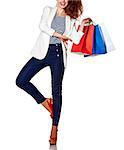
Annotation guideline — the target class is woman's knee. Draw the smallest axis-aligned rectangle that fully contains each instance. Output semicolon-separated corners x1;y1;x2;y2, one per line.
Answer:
15;58;34;88
15;75;25;88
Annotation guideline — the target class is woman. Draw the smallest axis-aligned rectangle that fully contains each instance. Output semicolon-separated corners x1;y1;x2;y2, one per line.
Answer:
15;0;91;145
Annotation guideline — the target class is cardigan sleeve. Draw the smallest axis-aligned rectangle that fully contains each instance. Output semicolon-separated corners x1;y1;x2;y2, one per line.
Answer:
39;6;55;36
66;18;84;45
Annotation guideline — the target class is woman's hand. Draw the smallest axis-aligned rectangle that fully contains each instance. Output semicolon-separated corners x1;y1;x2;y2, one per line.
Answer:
53;32;71;41
79;18;93;31
59;35;72;42
81;18;93;26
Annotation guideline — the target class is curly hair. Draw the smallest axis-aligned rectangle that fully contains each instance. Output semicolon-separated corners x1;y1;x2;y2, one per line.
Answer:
64;0;83;20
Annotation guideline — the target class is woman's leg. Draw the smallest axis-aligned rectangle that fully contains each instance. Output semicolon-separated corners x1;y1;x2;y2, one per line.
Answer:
50;62;65;126
15;57;48;104
49;62;64;143
48;44;65;126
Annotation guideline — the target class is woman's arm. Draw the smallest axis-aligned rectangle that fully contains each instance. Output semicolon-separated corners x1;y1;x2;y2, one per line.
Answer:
39;6;56;36
63;18;92;45
39;6;69;39
68;25;84;44
65;19;84;45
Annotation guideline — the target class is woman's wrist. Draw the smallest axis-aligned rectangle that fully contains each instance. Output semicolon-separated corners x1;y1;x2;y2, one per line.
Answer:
79;23;85;31
53;31;71;41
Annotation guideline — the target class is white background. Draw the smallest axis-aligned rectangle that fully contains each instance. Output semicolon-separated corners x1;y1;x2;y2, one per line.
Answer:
0;0;124;150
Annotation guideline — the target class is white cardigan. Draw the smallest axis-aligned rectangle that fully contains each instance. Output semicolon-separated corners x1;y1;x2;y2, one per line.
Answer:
30;5;84;68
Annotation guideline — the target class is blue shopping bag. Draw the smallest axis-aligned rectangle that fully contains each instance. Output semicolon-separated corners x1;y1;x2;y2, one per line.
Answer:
84;24;107;57
93;24;107;54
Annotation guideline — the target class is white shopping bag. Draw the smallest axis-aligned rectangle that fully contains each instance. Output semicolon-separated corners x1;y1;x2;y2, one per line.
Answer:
98;22;116;52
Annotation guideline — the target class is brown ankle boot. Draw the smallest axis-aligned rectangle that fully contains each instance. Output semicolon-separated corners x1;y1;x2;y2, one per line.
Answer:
49;127;58;145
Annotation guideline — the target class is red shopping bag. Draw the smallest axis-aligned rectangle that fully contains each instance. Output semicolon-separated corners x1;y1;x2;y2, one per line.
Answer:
71;24;88;52
81;25;94;55
71;24;94;55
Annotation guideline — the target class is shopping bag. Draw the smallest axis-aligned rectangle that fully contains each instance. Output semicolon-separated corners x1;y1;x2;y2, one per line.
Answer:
84;24;107;57
71;24;88;53
99;22;115;52
71;25;94;55
81;25;94;55
84;23;115;57
92;24;107;54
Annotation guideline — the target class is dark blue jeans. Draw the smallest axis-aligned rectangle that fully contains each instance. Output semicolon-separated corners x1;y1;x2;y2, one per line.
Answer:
16;43;65;126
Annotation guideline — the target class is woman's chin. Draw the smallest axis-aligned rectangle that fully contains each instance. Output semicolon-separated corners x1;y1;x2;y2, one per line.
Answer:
59;3;67;9
60;6;66;9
